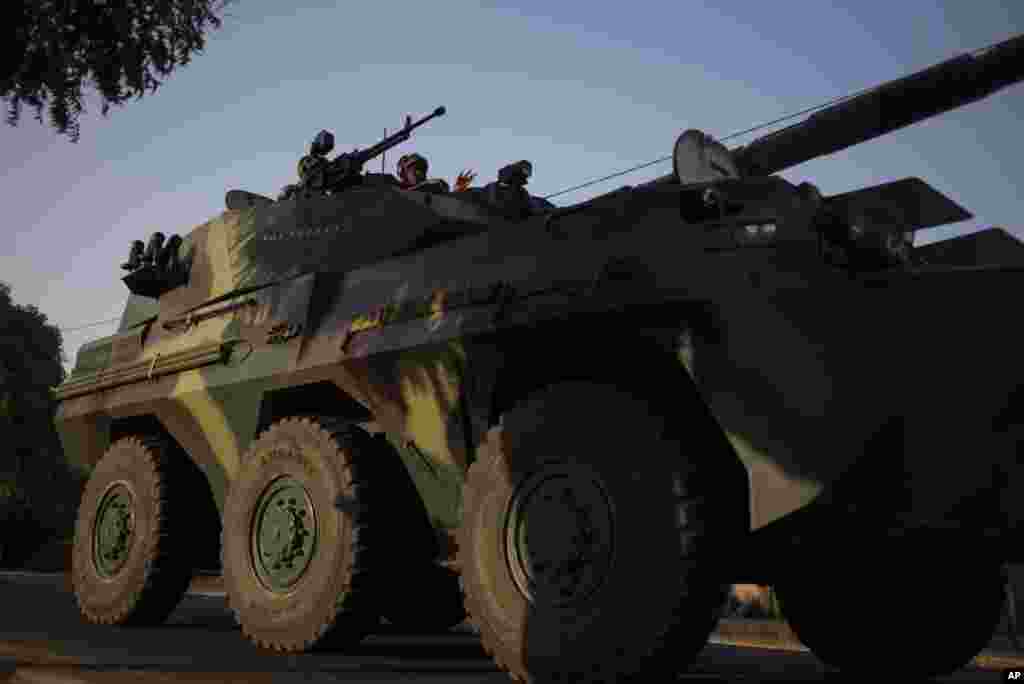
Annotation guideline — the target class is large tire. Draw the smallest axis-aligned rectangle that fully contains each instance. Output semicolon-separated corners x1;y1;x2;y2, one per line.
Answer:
457;382;745;682
71;435;194;625
221;417;381;652
775;547;1005;678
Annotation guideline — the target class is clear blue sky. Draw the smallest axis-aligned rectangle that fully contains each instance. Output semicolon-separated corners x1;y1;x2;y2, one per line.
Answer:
2;0;1022;373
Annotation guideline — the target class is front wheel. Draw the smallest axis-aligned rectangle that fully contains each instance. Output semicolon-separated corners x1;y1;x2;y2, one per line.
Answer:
775;545;1005;678
457;382;747;682
71;435;195;626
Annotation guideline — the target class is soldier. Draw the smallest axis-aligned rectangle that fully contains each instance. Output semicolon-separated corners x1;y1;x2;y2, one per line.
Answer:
278;130;335;200
483;160;537;219
297;130;334;188
397;153;450;194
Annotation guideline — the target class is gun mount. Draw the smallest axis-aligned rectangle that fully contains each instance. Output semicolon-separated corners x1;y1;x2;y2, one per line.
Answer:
295;106;446;197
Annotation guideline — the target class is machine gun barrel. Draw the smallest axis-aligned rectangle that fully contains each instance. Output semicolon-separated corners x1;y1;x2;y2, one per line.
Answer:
733;33;1024;177
348;106;446;170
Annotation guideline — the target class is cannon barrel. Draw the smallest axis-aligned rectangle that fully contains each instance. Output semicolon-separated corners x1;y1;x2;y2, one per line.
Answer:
733;33;1024;176
641;34;1024;187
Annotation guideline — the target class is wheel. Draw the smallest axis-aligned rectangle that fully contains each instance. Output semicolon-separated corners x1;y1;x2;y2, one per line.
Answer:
380;564;467;632
775;545;1005;678
71;435;195;625
221;417;381;652
457;382;745;682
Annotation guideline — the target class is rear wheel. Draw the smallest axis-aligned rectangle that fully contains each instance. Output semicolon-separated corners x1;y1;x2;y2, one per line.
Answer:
775;542;1005;678
221;417;381;652
458;382;746;682
72;435;195;625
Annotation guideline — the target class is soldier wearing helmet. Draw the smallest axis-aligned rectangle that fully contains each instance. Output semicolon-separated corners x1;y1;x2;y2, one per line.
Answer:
482;159;550;219
278;130;335;200
298;130;334;188
397;153;450;194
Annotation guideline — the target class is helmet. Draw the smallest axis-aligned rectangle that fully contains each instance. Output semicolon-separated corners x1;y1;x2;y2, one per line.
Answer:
310;130;335;157
498;159;532;186
397;153;428;176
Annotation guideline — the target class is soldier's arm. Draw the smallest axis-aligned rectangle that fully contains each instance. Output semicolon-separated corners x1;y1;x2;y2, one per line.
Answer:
454;170;476;192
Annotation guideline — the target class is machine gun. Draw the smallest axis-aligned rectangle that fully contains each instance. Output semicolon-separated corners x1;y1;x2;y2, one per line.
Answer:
301;106;447;196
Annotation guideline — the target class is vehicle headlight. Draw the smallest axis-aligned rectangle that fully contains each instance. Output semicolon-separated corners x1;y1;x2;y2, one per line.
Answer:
737;223;777;243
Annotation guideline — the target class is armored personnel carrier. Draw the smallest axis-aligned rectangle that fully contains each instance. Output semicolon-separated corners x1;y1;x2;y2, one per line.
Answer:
54;34;1024;681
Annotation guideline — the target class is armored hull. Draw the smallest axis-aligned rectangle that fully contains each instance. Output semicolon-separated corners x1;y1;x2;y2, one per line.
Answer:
60;180;1023;527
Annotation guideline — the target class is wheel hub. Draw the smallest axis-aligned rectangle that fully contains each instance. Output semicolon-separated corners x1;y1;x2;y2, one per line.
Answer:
250;476;318;593
505;464;615;607
92;482;135;578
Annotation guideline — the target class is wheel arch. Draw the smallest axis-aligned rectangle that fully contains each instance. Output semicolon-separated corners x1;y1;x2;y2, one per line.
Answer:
486;307;727;441
488;333;687;429
256;380;373;437
484;307;750;533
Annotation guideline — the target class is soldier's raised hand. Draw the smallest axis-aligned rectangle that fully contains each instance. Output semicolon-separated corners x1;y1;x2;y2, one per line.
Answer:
454;170;476;192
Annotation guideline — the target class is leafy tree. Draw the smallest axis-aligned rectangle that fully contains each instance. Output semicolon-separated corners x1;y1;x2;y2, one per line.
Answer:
0;281;65;436
0;281;75;551
2;0;234;142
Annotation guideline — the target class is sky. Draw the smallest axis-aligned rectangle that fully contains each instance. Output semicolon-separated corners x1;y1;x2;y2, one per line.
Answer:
2;0;1022;374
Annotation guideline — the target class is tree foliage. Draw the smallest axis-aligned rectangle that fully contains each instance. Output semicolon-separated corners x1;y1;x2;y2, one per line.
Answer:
0;281;82;548
0;281;66;481
2;0;233;142
0;281;65;413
